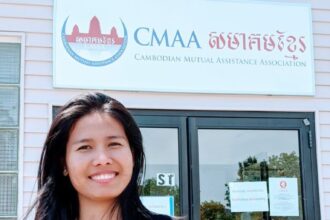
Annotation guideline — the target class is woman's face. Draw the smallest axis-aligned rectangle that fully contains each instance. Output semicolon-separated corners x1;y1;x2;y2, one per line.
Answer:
65;111;133;204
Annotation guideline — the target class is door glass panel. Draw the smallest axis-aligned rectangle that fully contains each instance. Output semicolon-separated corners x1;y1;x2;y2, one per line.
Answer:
198;129;302;220
140;128;180;216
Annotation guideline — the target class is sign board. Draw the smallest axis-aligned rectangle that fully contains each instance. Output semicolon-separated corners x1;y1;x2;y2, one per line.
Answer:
269;177;299;216
54;0;314;95
229;181;269;212
157;173;175;186
140;196;174;216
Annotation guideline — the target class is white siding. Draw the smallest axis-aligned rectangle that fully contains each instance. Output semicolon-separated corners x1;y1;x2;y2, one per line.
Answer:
0;17;52;33
322;165;330;178
26;33;52;48
24;147;42;162
24;133;46;147
23;162;39;178
0;3;52;19
324;178;330;191
23;177;37;192
321;138;330;151
25;61;52;76
317;74;330;86
313;6;330;216
23;192;37;208
0;0;329;219
0;0;51;6
24;103;49;118
323;152;330;164
316;60;330;72
25;75;52;90
24;118;49;133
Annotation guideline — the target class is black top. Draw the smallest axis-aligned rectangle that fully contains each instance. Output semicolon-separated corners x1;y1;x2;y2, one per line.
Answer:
150;213;172;220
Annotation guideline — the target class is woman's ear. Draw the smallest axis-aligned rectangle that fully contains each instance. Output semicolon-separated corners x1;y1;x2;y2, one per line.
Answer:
63;167;68;176
61;157;68;176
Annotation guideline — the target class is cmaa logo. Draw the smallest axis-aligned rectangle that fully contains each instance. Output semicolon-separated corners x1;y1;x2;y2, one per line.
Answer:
61;16;128;66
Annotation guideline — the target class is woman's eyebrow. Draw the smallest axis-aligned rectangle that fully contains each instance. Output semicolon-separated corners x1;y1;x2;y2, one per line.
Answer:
71;138;92;145
72;136;126;145
106;135;127;140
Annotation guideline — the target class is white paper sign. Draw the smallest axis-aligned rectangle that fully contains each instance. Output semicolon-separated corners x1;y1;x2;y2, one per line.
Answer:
53;0;314;95
229;181;269;212
269;177;299;216
140;196;174;216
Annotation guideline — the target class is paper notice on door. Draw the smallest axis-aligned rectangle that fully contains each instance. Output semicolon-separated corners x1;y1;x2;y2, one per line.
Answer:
269;177;299;216
140;196;174;216
229;181;269;212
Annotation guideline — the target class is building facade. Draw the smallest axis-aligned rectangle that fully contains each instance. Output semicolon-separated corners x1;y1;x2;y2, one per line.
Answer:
0;0;329;219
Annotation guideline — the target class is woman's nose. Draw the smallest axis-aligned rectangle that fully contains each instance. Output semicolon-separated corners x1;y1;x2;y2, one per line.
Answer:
92;148;113;166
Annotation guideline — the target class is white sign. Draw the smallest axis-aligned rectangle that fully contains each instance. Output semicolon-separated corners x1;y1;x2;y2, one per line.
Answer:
157;173;175;186
269;177;299;216
140;196;174;216
53;0;314;95
229;181;269;212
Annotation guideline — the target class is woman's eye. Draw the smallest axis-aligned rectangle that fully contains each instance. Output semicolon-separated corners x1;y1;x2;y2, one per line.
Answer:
108;142;122;148
77;145;91;151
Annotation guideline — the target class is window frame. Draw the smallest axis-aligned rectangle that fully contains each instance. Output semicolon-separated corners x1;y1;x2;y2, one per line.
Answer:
0;32;25;219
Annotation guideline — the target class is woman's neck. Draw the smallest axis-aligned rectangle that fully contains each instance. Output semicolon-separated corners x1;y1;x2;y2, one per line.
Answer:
78;197;121;220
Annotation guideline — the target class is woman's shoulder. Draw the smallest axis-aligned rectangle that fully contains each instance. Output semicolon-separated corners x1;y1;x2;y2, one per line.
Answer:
149;213;173;220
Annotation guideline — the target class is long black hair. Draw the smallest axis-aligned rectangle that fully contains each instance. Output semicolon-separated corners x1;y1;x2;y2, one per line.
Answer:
26;92;152;220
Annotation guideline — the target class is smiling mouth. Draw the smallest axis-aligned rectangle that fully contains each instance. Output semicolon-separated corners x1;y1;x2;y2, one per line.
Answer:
89;173;117;182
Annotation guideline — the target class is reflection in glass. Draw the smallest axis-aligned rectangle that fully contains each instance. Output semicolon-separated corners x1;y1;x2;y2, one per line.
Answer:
140;128;180;216
198;129;302;220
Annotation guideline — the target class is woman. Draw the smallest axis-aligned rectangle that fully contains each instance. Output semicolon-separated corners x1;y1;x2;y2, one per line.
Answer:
26;92;172;220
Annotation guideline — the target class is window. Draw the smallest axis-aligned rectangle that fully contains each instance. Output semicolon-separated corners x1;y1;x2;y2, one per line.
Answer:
0;42;21;219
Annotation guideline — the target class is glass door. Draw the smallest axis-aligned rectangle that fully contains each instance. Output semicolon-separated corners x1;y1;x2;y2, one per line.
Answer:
133;115;189;217
131;111;320;220
189;117;319;220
